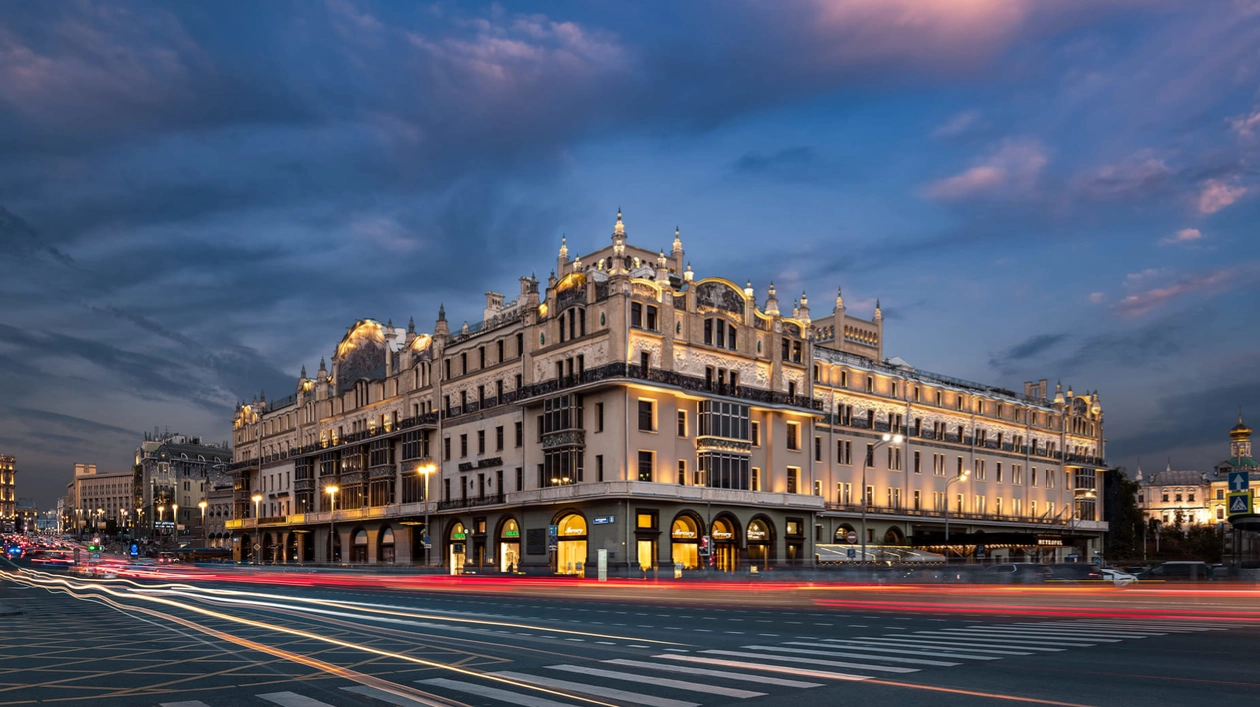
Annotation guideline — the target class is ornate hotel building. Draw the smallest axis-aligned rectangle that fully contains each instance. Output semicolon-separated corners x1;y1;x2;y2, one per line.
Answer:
227;212;1108;572
1;454;15;533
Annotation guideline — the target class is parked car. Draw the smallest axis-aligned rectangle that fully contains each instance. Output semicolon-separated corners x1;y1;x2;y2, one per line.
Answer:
979;563;1052;583
1135;561;1213;581
1045;563;1104;582
1101;568;1138;586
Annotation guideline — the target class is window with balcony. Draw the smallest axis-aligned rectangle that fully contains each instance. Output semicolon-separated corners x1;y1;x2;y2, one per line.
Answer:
698;401;750;440
543;394;584;434
701;453;751;490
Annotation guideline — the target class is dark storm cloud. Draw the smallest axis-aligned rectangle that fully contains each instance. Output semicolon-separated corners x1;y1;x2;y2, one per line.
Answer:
1108;372;1260;463
988;332;1070;372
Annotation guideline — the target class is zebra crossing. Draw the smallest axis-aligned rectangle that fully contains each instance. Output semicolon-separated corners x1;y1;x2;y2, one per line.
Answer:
155;619;1232;707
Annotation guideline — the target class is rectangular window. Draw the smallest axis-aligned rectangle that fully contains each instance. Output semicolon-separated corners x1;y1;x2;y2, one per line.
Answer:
975;459;986;481
751;467;760;492
913;450;921;474
637;511;658;529
637;451;654;482
631;302;643;328
638;400;655;431
596;455;604;482
913;489;922;510
786;422;800;450
477;430;485;455
1047;470;1055;489
677;459;686;485
677;411;687;437
786;467;799;494
814;436;822;462
460;434;468;457
840;370;849;388
751;420;761;446
514;421;523;447
496;426;504;451
516;467;522;491
443;437;451;461
646;305;658;331
838;440;852;465
1031;467;1038;487
814;479;823;496
957;456;964;476
866;443;875;467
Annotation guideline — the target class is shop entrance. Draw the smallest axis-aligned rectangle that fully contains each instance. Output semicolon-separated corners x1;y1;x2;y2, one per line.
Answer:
711;517;738;573
555;514;587;575
449;521;467;575
746;519;772;570
670;516;700;569
499;518;521;572
637;539;657;570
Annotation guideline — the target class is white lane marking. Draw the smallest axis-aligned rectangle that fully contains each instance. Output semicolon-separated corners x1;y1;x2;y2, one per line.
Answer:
605;659;823;688
810;640;1002;661
765;644;961;666
258;692;339;707
341;685;436;706
700;649;917;674
840;637;1051;654
547;664;766;698
999;624;1165;637
1041;621;1219;632
494;671;699;707
927;629;1105;645
160;702;213;707
417;678;576;707
654;654;870;682
628;644;651;648
962;626;1149;638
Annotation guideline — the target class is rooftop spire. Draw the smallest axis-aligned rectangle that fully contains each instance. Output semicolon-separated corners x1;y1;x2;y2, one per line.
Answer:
613;208;625;240
408;316;415;334
438;303;446;321
300;365;307;378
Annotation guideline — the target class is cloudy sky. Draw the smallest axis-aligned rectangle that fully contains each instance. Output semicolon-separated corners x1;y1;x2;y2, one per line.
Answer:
3;1;1260;507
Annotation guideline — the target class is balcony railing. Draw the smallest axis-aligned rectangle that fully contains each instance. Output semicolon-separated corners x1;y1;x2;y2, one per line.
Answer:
437;493;506;511
824;502;1072;525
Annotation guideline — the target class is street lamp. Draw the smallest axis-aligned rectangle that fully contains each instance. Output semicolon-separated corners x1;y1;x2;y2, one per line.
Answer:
250;494;262;564
199;501;208;547
416;460;436;567
943;469;972;554
861;433;903;563
172;503;179;539
324;485;339;563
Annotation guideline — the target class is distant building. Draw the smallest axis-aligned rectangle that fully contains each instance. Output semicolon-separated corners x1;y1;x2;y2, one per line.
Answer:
204;482;234;548
15;499;38;533
0;454;14;532
1137;414;1258;526
67;464;134;534
132;430;232;540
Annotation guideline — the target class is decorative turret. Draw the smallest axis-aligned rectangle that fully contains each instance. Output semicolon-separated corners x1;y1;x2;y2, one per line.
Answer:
766;281;780;315
434;303;450;341
612;209;626;246
874;299;883;322
1053;381;1065;404
672;226;684;266
300;364;307;379
318;357;327;377
834;286;844;313
1066;384;1074;399
744;280;754;299
684;263;693;282
1231;411;1253;461
656;250;669;280
798;291;811;325
557;234;568;274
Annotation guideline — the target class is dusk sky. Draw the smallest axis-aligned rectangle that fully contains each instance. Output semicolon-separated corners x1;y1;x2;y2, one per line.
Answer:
3;1;1260;508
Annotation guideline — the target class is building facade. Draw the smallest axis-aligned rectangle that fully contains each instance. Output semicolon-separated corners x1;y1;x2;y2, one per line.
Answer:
66;463;135;535
1138;416;1259;526
227;212;1108;571
0;454;14;533
132;431;232;540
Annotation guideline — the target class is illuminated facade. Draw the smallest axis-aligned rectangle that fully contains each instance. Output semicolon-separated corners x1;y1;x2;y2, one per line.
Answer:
228;212;1108;571
66;464;134;534
1;454;14;532
1137;415;1258;526
132;431;231;539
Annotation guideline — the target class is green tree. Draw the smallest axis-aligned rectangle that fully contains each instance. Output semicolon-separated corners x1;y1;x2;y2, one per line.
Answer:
1104;473;1147;562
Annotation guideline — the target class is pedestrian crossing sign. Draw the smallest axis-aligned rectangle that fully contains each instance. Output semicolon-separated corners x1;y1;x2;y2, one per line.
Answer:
1228;491;1251;516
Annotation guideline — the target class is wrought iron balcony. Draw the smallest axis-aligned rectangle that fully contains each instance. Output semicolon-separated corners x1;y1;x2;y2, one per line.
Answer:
437;493;506;511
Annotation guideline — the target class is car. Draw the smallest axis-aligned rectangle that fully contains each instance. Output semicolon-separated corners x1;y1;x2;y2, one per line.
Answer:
1045;562;1104;582
979;563;1052;584
1135;561;1214;581
1101;568;1138;586
157;552;180;564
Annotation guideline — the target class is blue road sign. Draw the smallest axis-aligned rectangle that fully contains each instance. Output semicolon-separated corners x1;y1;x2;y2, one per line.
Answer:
592;516;615;525
129;543;139;557
846;548;856;559
548;524;558;538
1229;492;1251;516
1229;471;1250;492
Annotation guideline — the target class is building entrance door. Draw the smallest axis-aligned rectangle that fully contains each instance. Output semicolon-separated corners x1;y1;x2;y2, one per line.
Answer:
711;517;737;573
555;514;587;575
499;518;520;572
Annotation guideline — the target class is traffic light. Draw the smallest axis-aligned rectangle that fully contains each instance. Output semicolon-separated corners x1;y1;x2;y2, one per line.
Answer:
699;535;711;556
86;542;100;553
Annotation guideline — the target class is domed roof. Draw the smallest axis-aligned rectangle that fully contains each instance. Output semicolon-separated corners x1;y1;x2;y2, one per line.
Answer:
1232;412;1252;438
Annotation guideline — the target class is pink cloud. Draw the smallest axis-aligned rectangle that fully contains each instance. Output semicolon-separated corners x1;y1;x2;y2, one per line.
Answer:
925;139;1047;200
1198;179;1247;213
1159;228;1204;246
1113;265;1256;318
1229;108;1260;141
1088;292;1106;304
931;111;981;138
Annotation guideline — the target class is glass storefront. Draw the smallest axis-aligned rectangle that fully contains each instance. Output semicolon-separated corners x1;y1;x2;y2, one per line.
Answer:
499;518;520;572
351;528;368;563
671;516;700;569
449;521;467;574
711;517;737;573
379;526;395;564
556;514;587;575
746;519;771;570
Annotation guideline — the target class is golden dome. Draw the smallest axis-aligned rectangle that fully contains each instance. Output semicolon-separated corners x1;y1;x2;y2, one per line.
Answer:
1231;413;1252;438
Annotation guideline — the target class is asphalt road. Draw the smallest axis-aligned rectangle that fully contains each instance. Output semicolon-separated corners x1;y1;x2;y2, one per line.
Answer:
2;564;1258;707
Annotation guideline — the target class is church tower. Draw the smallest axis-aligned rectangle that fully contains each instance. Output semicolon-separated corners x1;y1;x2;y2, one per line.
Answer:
1230;412;1253;462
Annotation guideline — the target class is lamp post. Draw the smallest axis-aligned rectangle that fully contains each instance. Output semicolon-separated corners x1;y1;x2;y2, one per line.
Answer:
416;460;436;567
943;469;971;555
250;494;262;564
324;485;339;563
172;503;179;540
861;433;903;563
199;501;208;547
157;504;165;540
